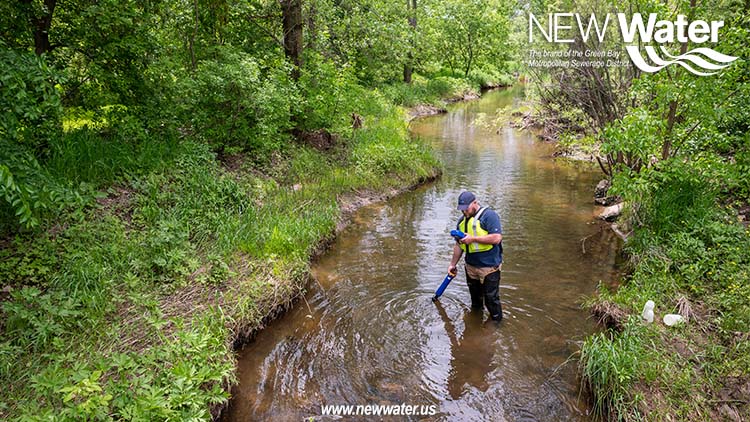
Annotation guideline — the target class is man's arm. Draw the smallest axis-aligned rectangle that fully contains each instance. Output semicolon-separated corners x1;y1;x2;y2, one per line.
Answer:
459;232;502;245
447;243;463;274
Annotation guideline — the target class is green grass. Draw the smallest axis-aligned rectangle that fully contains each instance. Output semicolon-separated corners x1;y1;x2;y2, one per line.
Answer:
0;86;442;419
380;73;483;108
580;160;750;421
580;318;649;419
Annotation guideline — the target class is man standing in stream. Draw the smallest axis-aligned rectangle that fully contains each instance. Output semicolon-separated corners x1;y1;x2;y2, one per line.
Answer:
447;191;504;322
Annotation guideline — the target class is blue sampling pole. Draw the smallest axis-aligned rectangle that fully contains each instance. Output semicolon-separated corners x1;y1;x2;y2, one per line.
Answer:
431;230;466;302
431;272;456;302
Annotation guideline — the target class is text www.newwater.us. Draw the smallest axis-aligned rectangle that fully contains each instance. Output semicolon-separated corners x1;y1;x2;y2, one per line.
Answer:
320;403;438;417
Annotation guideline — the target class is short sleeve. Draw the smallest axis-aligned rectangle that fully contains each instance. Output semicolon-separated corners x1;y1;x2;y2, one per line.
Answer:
480;210;502;234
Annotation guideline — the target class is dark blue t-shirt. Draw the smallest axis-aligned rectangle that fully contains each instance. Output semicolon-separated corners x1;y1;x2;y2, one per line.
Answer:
456;208;503;267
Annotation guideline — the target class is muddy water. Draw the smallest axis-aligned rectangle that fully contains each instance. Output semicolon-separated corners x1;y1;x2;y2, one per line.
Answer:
224;87;620;421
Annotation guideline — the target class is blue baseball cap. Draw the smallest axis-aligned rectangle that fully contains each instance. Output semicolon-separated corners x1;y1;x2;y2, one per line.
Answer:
457;191;476;210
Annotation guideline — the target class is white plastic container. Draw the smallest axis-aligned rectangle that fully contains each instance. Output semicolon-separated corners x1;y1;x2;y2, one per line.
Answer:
663;314;683;326
641;300;655;323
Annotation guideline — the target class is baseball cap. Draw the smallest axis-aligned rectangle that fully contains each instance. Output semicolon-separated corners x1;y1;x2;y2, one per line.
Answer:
457;191;476;210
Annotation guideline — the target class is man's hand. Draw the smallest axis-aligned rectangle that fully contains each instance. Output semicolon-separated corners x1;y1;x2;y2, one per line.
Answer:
459;235;477;245
447;264;457;276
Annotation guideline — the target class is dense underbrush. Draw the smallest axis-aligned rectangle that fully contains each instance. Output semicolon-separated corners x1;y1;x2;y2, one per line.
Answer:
0;75;448;419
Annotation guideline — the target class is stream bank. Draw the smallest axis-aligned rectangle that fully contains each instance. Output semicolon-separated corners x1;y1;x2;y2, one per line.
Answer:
0;86;442;421
514;79;750;422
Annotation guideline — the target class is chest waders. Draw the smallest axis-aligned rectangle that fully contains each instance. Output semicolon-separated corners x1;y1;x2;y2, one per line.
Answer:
460;207;503;321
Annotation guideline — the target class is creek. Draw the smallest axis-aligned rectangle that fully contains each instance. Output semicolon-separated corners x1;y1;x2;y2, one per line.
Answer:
223;87;621;421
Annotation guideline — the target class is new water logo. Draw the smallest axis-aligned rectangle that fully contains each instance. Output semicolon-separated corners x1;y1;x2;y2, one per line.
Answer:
529;13;738;75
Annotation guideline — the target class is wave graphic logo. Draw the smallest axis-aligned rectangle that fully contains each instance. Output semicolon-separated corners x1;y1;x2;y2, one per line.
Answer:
626;45;738;75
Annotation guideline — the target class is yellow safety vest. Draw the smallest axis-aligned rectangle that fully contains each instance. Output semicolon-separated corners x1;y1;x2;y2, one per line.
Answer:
459;207;493;253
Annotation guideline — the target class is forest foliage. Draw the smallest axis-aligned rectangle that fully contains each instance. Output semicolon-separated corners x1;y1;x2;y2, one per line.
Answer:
0;0;516;233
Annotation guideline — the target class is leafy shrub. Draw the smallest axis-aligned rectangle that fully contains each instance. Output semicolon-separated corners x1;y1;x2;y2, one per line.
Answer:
0;45;66;229
602;108;664;170
722;141;750;200
297;55;386;133
610;156;719;240
0;45;62;151
177;47;296;156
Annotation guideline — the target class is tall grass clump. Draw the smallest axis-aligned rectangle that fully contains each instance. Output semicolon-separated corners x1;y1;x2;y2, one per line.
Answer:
351;104;440;184
380;74;481;107
48;112;181;187
580;318;649;419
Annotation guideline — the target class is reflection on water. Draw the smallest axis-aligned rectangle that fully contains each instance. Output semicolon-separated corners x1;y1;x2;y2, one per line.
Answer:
434;302;495;401
224;87;621;421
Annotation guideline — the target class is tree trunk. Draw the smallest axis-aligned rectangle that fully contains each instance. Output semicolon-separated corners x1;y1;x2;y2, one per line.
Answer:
663;0;696;160
403;0;417;83
27;0;56;55
189;0;199;72
403;64;413;84
306;2;316;50
464;35;473;77
280;0;303;81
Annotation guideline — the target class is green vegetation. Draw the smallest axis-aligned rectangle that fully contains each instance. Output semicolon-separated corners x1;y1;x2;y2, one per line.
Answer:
523;0;750;418
0;0;516;419
381;72;514;108
2;0;745;417
581;197;750;419
0;97;440;419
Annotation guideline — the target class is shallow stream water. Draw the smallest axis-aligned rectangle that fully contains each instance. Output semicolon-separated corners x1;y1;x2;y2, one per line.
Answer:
224;87;620;421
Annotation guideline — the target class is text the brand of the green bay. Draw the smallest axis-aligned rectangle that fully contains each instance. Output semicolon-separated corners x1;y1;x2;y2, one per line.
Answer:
528;13;725;44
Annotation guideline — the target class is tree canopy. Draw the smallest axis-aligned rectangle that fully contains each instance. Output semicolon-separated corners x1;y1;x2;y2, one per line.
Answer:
0;0;516;231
